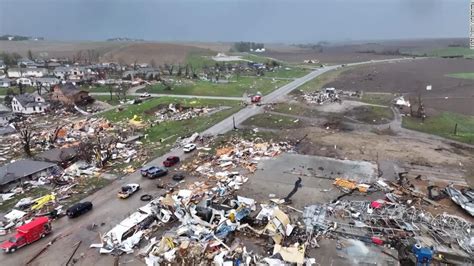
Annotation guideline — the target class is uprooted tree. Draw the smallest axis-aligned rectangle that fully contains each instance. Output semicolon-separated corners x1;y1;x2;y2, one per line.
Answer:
49;125;65;146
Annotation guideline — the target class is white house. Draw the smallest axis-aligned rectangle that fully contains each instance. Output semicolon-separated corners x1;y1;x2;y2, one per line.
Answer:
7;68;22;78
11;93;49;114
33;77;60;87
16;77;33;86
0;78;13;88
24;68;48;78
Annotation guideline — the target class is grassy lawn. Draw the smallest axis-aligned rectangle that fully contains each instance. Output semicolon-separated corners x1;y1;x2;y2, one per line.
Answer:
359;92;394;106
264;67;310;79
82;86;114;93
139;77;289;97
0;86;37;95
0;176;111;213
242;113;304;130
345;106;394;124
445;73;474;80
402;112;474;144
101;97;242;157
185;50;216;70
94;95;134;105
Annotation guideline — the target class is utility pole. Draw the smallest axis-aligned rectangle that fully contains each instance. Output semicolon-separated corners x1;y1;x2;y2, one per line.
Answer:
233;116;237;130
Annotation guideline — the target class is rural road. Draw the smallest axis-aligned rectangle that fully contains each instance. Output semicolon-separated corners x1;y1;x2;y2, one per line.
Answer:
0;57;417;265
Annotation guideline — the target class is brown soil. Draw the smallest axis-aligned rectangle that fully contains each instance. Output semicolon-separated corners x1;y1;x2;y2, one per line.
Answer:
101;42;210;65
322;58;474;115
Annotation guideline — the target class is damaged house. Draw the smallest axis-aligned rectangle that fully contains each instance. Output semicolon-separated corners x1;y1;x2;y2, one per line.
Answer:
51;83;93;106
0;159;57;192
36;147;78;167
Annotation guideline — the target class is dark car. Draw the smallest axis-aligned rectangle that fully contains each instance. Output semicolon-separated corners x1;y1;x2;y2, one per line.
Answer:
66;202;93;218
163;156;180;167
147;167;168;179
141;166;158;177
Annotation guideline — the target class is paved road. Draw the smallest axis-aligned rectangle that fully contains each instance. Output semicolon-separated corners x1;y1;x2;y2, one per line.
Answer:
0;57;416;265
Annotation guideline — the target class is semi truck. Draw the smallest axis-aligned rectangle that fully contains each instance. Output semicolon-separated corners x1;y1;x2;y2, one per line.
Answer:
0;216;52;253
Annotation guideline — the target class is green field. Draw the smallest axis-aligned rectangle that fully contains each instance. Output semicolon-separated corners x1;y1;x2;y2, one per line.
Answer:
402;112;474;144
94;95;134;105
445;73;474;80
264;67;310;79
242;113;304;130
101;97;242;156
139;77;288;97
0;86;37;95
185;50;216;70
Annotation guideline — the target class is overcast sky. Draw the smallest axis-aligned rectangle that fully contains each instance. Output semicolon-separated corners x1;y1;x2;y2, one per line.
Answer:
0;0;469;42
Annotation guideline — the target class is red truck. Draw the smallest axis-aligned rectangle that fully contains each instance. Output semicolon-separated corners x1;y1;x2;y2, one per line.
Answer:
0;217;52;253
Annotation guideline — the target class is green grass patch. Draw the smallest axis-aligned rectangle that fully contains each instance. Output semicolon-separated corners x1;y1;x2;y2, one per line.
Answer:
359;93;394;106
264;67;310;79
0;86;37;95
445;73;474;80
94;95;134;106
242;113;304;130
101;97;243;156
402;112;474;144
140;77;288;97
345;106;393;124
186;50;216;70
82;86;114;93
0;187;50;213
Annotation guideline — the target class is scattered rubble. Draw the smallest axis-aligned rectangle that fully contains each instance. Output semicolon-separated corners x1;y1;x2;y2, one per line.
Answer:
301;88;360;105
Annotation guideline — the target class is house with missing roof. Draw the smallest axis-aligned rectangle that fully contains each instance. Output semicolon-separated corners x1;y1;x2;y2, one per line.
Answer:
11;93;50;114
0;159;57;192
51;83;92;106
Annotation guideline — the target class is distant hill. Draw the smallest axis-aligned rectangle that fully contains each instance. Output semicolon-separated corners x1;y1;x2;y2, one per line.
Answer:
0;34;44;41
106;37;144;42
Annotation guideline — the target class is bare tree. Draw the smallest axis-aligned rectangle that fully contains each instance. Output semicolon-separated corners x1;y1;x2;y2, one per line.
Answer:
150;59;157;68
93;137;118;168
15;122;34;157
164;64;174;76
185;64;190;78
177;64;183;77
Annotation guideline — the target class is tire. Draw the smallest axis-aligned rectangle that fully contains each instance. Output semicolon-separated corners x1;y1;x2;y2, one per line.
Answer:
140;194;152;201
10;247;16;253
41;233;45;238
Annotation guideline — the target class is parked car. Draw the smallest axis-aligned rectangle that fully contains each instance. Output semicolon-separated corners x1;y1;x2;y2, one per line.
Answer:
0;217;52;253
183;143;197;153
66;202;93;218
172;173;185;181
141;166;158;177
117;184;140;199
163;156;180;167
147;167;168;179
